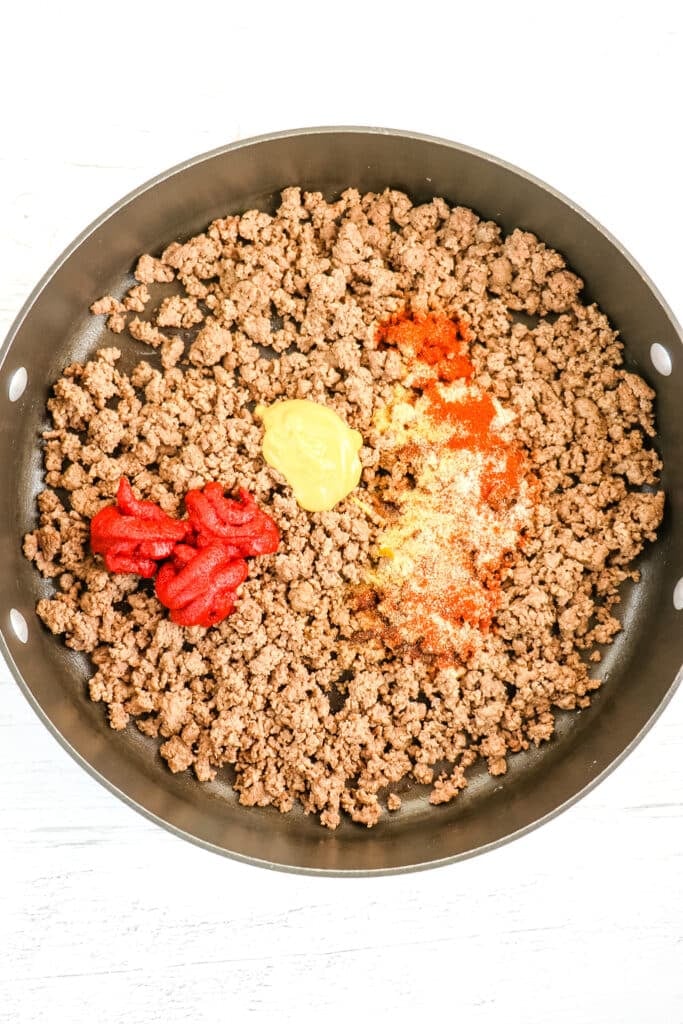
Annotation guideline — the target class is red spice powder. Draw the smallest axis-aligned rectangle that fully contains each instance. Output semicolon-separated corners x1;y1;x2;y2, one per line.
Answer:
481;447;527;508
377;309;475;382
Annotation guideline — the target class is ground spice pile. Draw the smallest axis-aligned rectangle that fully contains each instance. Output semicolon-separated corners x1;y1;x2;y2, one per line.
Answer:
361;311;536;661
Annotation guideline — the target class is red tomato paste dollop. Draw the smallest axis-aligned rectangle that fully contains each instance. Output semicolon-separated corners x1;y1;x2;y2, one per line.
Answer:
90;478;279;627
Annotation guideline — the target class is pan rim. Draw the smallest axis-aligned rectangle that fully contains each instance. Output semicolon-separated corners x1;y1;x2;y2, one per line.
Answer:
3;124;683;370
1;124;682;875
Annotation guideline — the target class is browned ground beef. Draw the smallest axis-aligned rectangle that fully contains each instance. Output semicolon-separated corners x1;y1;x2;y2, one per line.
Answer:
23;187;663;829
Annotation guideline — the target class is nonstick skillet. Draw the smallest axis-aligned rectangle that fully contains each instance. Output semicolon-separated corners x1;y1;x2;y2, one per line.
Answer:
1;127;681;874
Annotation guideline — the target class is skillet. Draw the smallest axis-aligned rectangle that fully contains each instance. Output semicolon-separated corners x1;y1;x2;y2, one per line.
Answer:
1;127;681;874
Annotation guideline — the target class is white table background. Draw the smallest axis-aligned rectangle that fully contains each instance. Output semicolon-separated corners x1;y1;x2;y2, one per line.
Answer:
1;3;682;1021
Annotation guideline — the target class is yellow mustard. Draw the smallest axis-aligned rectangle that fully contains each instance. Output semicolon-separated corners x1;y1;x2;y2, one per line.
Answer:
255;399;363;512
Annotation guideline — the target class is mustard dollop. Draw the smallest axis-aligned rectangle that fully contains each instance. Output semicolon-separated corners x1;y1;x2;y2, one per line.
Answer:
255;399;363;512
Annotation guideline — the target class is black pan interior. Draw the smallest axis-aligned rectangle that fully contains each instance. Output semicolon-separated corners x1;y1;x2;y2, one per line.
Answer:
1;128;681;873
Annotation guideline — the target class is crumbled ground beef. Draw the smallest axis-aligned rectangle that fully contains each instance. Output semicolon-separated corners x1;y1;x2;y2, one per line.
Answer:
24;187;663;829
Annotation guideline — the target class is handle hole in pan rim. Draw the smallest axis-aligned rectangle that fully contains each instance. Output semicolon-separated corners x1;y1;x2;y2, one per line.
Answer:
9;608;29;644
7;366;28;402
649;343;672;376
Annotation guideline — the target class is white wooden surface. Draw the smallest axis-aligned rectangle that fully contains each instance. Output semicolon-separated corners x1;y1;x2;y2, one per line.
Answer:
1;4;682;1021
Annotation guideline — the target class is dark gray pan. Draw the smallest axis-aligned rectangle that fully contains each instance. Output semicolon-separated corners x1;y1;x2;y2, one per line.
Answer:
1;127;681;874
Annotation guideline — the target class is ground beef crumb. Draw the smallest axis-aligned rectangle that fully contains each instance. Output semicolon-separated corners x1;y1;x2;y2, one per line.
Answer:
160;735;194;773
135;254;175;285
24;188;664;831
188;322;232;366
123;284;151;312
155;295;204;329
90;295;128;334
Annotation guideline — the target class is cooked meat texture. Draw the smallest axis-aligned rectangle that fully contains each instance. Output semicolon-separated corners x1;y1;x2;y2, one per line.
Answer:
26;188;663;829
